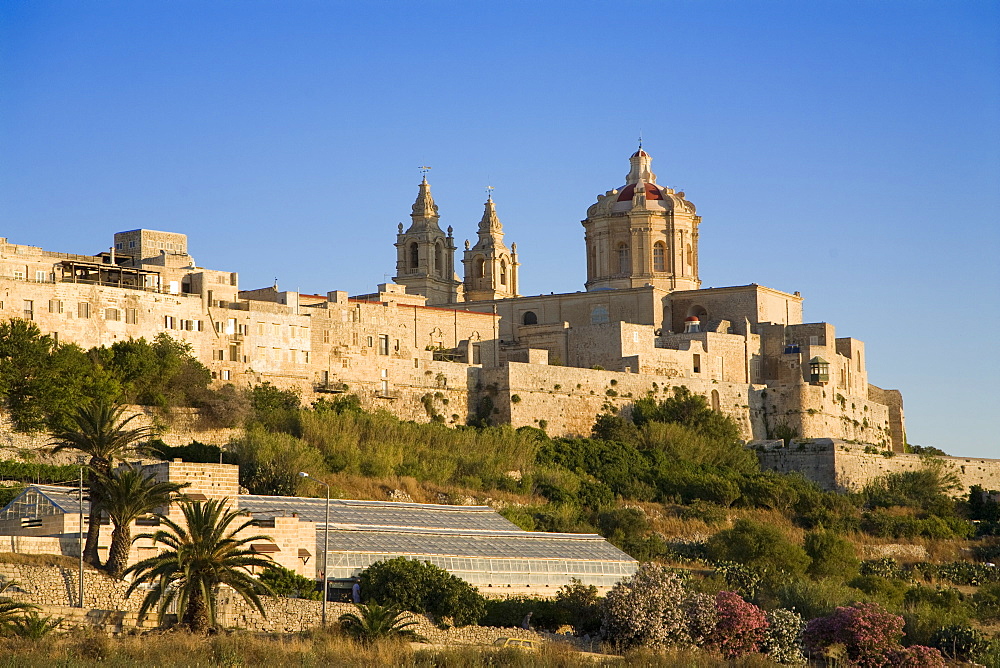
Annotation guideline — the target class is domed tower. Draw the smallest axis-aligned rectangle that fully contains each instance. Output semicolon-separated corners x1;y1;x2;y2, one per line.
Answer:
461;193;519;302
393;175;460;304
582;148;701;292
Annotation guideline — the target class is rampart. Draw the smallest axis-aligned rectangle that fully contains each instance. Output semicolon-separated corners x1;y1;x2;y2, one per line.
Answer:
757;439;1000;494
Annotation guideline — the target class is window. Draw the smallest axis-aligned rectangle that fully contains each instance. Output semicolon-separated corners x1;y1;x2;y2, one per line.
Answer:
711;390;720;412
499;259;507;285
48;300;63;314
115;242;123;250
686;244;693;267
809;335;819;346
617;243;630;274
22;300;33;320
472;344;481;364
409;243;419;270
221;369;231;381
476;257;486;279
105;308;120;321
693;354;701;374
78;302;90;319
257;322;265;336
366;335;373;347
590;305;609;325
653;242;666;272
323;330;330;343
435;243;444;276
125;308;137;324
35;270;47;282
164;315;174;329
522;311;538;326
215;322;224;334
380;379;389;394
352;332;359;346
229;345;239;362
128;241;135;249
378;334;389;355
12;269;24;280
304;351;310;364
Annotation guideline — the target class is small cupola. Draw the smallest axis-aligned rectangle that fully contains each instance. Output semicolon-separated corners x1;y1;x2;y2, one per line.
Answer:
683;316;701;333
809;356;830;384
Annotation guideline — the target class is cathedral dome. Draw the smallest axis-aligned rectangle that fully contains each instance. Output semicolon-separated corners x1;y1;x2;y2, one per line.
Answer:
586;148;697;217
616;183;663;202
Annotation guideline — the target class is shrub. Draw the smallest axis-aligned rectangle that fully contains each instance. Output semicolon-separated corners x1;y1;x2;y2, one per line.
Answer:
803;603;907;667
710;591;769;659
554;578;602;636
683;592;717;646
257;565;320;600
225;427;325;496
705;519;809;582
847;575;908;607
601;563;691;650
885;645;945;667
974;581;1000;622
358;557;485;626
482;596;564;632
930;624;989;663
763;608;805;664
804;529;859;580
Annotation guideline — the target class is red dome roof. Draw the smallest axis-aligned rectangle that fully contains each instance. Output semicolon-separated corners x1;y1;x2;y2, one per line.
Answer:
685;316;701;322
616;183;663;202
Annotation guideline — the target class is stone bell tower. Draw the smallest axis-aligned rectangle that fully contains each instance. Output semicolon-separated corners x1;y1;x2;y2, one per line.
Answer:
461;193;519;302
582;148;701;292
393;175;460;305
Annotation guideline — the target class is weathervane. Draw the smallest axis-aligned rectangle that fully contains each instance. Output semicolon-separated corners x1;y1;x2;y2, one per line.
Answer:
638;130;643;151
419;165;432;177
486;185;494;201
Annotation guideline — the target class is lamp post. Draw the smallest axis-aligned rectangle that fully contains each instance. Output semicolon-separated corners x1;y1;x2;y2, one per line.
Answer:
299;471;329;626
77;456;86;609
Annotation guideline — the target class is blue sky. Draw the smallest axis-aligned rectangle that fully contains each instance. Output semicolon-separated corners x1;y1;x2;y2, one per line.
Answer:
2;1;998;456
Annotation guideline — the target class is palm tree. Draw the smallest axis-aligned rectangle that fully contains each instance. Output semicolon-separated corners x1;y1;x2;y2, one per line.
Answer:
124;498;278;633
50;399;157;566
95;464;188;579
6;612;63;639
0;579;39;631
338;603;427;644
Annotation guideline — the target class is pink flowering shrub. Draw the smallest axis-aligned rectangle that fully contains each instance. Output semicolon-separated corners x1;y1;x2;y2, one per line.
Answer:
803;603;931;667
710;591;769;658
887;645;946;667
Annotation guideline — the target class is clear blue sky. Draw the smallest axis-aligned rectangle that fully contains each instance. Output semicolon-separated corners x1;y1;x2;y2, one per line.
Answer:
2;1;998;456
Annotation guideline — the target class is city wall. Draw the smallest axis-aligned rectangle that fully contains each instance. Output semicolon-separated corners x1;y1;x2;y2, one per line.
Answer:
757;439;1000;495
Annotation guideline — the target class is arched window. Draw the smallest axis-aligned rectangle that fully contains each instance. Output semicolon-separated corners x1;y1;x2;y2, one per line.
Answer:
476;256;486;279
591;305;609;324
653;242;666;272
686;244;693;267
409;243;419;270
499;259;507;285
435;242;444;276
617;243;630;275
522;311;537;325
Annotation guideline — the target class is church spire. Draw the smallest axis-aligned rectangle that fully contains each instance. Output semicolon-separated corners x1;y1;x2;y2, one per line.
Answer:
462;192;518;301
409;175;440;229
477;197;504;239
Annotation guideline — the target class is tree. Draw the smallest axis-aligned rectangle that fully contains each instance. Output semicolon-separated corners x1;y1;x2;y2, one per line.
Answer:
5;612;62;640
50;400;157;566
554;578;602;636
258;565;320;600
95;464;188;579
338;602;426;644
358;557;486;626
804;529;860;580
124;498;279;632
226;426;325;496
631;386;742;446
95;334;212;409
705;519;809;582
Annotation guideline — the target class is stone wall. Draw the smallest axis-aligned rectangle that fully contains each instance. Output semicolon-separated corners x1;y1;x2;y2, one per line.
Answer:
757;439;1000;494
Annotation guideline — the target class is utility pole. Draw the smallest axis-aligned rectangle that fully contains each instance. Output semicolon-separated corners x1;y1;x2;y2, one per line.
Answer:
299;471;330;626
78;456;85;608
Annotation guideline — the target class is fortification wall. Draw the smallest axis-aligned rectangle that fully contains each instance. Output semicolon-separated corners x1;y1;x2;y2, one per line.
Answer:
757;440;1000;494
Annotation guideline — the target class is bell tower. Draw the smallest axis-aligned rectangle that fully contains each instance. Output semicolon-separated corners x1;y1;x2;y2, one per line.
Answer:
393;174;460;305
462;193;519;302
582;148;701;292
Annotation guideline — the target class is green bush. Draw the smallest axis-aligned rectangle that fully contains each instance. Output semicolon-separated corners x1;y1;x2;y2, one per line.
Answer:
705;519;809;583
257;565;320;600
482;596;564;632
804;529;860;580
973;581;1000;623
358;557;486;626
847;575;908;607
930;624;989;663
226;427;326;496
554;578;602;636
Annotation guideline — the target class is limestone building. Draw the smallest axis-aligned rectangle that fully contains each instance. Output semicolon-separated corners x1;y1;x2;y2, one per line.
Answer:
0;148;906;451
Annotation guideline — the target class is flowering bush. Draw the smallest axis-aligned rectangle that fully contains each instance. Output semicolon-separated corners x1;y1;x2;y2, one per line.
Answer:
600;563;691;649
886;645;946;667
803;604;906;667
711;591;769;658
764;608;805;664
683;592;717;646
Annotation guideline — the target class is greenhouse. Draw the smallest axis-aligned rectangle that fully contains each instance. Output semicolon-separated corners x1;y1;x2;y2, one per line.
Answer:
240;495;638;591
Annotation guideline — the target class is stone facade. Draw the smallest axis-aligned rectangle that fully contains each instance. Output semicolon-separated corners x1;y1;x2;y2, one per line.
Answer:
1;147;912;457
757;439;1000;495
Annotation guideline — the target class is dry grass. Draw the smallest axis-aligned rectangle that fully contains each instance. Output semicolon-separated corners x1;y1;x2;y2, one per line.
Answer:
0;628;778;667
0;552;98;570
